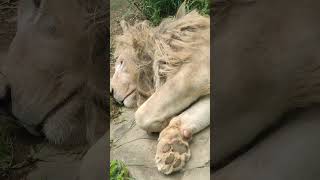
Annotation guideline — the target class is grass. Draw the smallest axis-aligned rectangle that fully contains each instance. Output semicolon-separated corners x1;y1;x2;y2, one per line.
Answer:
0;123;14;176
110;160;135;180
128;0;210;25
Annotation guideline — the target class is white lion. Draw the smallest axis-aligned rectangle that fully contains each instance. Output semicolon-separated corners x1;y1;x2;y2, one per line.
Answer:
111;4;210;175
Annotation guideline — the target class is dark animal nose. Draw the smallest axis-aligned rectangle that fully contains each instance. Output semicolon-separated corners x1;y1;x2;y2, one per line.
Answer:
114;98;124;105
111;90;124;105
110;87;113;95
114;95;124;105
116;100;124;105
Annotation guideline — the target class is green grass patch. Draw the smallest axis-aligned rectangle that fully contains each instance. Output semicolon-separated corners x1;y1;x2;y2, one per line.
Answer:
0;123;14;174
110;160;135;180
128;0;210;25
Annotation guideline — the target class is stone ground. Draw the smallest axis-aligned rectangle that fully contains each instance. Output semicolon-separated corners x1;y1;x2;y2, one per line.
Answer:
110;108;210;180
0;113;87;180
25;145;86;180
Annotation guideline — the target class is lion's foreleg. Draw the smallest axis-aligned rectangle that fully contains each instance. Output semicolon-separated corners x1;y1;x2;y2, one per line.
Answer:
178;94;210;138
135;62;209;132
155;95;210;174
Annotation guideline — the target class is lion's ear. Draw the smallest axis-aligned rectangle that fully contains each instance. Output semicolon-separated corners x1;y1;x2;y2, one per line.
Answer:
132;39;142;51
120;20;129;32
176;1;186;19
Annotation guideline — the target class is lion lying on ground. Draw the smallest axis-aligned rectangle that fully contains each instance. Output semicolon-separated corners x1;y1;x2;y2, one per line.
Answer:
111;5;210;175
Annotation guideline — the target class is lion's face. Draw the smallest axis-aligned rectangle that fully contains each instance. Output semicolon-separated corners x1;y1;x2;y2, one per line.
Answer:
111;20;155;108
111;48;138;108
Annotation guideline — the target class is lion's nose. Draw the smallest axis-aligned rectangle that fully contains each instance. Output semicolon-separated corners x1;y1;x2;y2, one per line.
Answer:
114;97;124;105
112;92;124;105
110;80;113;93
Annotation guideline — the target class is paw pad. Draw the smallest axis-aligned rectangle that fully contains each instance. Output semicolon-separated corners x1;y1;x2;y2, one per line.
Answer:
155;126;191;175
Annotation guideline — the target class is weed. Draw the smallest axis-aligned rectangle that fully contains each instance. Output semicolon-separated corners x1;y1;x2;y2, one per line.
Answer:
0;123;14;176
110;160;135;180
128;0;209;25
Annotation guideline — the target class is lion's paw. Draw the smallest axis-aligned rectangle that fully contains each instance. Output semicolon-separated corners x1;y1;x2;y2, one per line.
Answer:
155;119;191;175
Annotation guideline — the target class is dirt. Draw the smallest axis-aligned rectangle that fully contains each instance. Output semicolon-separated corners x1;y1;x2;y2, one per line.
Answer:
0;0;17;52
0;121;89;180
0;112;41;179
0;113;89;180
110;0;145;42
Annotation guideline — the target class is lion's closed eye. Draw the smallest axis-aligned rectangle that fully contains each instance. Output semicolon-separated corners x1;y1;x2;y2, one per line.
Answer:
115;60;124;69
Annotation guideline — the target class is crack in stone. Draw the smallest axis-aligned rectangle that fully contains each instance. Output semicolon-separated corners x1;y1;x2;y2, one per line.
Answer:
126;164;156;169
111;119;136;144
185;161;210;171
124;161;210;171
112;137;157;150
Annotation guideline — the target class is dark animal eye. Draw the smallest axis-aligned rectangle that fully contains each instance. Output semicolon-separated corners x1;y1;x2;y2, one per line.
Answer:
33;0;41;8
120;60;123;65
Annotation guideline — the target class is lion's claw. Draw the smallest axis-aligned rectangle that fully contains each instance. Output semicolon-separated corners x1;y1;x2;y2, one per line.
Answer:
155;120;191;175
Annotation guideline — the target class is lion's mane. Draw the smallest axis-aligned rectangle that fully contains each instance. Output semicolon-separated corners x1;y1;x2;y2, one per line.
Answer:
115;11;210;106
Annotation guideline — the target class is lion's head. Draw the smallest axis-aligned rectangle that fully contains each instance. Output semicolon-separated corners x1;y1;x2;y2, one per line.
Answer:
111;10;209;108
111;20;155;108
110;31;138;107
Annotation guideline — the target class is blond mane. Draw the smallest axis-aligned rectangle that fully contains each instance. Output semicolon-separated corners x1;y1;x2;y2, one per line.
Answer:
114;11;210;106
